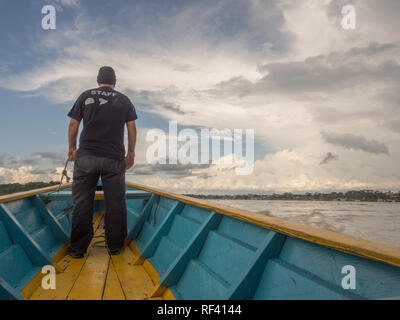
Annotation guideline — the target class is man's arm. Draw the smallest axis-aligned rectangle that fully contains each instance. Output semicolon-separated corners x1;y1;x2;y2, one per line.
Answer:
126;120;136;170
68;118;80;161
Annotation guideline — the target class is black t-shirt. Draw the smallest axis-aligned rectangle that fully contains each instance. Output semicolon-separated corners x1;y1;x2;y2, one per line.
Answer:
68;86;138;160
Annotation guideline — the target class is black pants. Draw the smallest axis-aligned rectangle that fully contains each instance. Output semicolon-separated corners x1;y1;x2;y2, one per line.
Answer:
69;155;127;254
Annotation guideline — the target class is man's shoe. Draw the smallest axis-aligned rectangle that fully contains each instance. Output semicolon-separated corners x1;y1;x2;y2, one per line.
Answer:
66;248;85;259
108;247;124;256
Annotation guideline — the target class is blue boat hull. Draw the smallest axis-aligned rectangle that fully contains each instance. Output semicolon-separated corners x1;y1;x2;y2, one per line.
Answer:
0;182;399;300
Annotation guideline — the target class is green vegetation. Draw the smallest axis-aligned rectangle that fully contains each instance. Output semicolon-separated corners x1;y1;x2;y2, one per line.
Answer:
0;182;59;196
185;190;400;202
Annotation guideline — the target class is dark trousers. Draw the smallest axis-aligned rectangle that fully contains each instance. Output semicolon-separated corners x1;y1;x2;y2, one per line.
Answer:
69;155;127;254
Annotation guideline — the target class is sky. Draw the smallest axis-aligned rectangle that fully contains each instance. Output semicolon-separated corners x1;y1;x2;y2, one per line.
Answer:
0;0;400;194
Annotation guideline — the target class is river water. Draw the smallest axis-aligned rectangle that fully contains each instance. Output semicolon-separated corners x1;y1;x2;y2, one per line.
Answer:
213;200;400;248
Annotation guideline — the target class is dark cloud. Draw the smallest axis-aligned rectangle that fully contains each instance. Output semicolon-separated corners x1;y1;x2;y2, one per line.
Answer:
162;104;186;115
124;88;187;115
208;42;400;99
31;152;65;165
30;169;48;175
320;152;338;165
207;76;253;98
321;131;389;154
130;162;212;178
173;64;195;72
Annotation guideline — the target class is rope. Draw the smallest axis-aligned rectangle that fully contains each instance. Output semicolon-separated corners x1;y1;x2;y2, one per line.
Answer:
57;159;71;192
92;233;106;247
44;159;72;202
150;196;161;226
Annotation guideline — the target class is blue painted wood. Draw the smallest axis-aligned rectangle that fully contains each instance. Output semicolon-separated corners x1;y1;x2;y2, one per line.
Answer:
161;211;222;288
138;202;184;259
167;214;201;245
127;194;157;240
276;237;400;300
175;258;232;300
0;244;36;288
253;258;354;300
0;221;12;253
0;204;53;267
43;190;151;201
217;215;269;250
149;236;183;277
196;230;256;284
1;184;400;300
0;276;23;300
31;196;70;243
229;232;286;299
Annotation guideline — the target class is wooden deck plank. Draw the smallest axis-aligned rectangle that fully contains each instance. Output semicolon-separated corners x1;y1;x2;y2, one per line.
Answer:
30;252;88;300
67;230;110;300
102;259;126;300
30;212;104;300
111;246;156;300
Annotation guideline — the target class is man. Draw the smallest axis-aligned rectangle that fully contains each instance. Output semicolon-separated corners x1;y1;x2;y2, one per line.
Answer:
66;66;137;258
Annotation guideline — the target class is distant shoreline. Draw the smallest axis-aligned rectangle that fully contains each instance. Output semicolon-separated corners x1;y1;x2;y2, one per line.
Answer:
184;191;400;203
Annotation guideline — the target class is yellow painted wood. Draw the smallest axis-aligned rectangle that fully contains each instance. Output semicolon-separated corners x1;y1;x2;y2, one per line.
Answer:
52;244;68;264
126;181;400;268
30;253;88;300
102;259;126;300
128;240;141;257
163;288;176;300
132;255;145;265
93;210;104;230
94;191;104;201
150;284;167;298
0;183;72;204
67;230;110;300
21;269;45;300
30;212;104;300
110;245;155;300
21;243;72;299
142;259;161;284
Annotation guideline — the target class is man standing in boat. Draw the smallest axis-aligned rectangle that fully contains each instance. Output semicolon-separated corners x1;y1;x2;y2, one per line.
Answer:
66;66;137;258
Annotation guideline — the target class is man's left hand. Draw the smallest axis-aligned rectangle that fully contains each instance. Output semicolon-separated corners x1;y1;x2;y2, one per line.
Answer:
126;154;134;170
68;148;77;161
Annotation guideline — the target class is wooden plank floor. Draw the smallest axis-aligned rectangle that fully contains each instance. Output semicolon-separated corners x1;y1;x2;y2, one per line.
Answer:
30;212;158;300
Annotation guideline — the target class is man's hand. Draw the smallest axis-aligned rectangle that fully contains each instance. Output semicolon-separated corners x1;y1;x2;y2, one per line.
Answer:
125;154;134;170
126;120;136;171
68;119;80;161
68;148;77;161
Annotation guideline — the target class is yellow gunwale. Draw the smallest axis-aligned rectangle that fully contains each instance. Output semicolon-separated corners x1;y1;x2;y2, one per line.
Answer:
0;183;73;204
126;181;400;268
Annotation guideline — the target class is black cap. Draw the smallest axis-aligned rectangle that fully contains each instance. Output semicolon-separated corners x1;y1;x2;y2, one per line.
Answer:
97;66;116;85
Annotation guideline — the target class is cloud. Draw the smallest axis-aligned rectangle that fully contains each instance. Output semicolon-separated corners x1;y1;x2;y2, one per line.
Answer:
321;132;390;155
208;42;400;99
31;152;66;165
130;162;212;178
1;1;400;192
320;152;338;165
0;154;7;167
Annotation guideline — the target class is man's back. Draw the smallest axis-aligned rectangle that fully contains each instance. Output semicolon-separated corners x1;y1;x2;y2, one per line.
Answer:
68;86;137;160
67;66;137;258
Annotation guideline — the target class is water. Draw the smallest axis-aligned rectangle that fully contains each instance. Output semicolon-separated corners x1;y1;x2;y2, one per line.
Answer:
213;200;400;248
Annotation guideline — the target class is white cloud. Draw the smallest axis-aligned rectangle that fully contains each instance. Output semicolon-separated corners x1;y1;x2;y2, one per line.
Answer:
1;1;400;192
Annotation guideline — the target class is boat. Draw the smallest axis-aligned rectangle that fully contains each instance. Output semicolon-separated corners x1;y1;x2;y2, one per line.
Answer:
0;181;399;300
